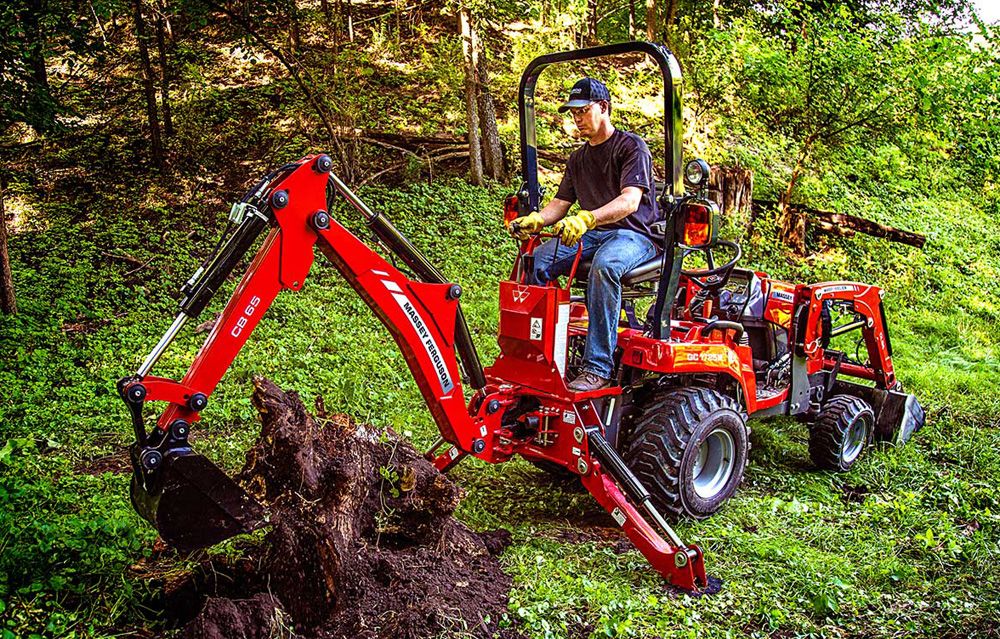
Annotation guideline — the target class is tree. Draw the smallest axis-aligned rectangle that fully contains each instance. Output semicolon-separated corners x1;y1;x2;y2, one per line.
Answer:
0;0;60;132
132;0;164;168
0;174;15;314
477;53;504;181
153;0;173;139
646;0;656;41
728;7;927;252
460;8;483;186
587;0;598;44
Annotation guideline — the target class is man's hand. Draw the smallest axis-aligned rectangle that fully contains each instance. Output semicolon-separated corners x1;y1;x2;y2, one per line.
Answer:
554;210;596;246
509;212;546;240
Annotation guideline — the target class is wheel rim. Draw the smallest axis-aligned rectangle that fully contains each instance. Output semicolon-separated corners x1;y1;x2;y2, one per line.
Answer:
691;428;736;500
842;414;870;464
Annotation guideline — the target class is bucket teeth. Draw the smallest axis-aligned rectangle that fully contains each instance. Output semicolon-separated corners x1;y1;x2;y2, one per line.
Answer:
130;449;265;551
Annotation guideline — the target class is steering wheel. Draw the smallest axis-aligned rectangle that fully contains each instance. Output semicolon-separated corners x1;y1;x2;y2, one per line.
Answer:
679;239;742;291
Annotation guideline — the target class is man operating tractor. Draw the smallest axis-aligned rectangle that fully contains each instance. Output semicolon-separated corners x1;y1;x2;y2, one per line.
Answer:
509;77;661;392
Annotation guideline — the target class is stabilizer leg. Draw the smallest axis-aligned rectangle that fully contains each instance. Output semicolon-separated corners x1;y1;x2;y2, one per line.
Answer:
580;427;708;591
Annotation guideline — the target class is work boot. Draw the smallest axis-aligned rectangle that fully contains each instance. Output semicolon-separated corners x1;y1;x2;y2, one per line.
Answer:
568;371;610;392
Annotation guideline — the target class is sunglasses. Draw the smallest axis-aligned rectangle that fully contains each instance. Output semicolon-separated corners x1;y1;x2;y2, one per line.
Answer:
569;103;597;117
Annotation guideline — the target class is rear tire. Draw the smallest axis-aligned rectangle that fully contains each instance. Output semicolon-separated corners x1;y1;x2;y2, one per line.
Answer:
623;387;750;520
809;395;874;471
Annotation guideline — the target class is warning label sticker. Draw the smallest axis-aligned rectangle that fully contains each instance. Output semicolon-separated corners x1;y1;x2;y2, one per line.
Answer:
530;317;542;340
611;507;627;526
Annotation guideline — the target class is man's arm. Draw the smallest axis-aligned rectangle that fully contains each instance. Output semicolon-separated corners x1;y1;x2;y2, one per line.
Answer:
589;186;643;225
538;197;573;225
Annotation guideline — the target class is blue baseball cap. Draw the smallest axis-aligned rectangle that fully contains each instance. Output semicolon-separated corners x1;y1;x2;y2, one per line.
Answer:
558;77;611;113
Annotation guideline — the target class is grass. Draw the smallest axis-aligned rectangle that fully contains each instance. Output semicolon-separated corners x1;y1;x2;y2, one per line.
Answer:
2;162;999;638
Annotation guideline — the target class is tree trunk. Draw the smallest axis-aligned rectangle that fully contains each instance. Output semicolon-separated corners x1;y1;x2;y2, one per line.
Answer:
662;0;677;48
779;169;807;255
460;9;483;186
154;0;173;139
0;175;16;315
476;53;504;181
288;0;301;53
778;188;806;255
628;0;636;38
132;0;164;169
20;0;56;132
778;137;816;255
753;200;926;248
587;0;598;45
712;0;721;28
645;0;656;42
345;0;355;42
322;0;333;37
708;165;753;221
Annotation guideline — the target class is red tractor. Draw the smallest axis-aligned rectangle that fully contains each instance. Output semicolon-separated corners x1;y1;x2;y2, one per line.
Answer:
118;42;923;592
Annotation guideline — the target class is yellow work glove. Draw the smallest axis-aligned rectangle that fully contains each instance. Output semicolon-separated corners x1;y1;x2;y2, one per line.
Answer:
509;211;546;240
554;210;596;247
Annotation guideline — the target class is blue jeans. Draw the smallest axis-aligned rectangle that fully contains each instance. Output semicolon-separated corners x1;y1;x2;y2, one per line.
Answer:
528;229;658;379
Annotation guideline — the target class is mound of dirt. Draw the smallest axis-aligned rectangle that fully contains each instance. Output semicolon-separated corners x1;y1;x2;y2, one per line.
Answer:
173;377;514;639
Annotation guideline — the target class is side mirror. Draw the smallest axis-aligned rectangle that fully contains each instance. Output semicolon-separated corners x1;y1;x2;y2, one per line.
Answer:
680;199;719;247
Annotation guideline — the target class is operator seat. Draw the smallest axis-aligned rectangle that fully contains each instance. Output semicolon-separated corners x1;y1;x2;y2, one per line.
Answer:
571;219;667;289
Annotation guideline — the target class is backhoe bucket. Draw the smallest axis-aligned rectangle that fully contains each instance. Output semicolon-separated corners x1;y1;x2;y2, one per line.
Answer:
130;449;265;551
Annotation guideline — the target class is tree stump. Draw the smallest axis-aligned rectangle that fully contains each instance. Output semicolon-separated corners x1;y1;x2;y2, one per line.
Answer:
175;377;514;639
708;165;753;225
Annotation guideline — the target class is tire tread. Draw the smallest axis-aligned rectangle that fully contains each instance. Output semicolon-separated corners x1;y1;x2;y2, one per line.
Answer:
808;394;874;471
623;387;748;519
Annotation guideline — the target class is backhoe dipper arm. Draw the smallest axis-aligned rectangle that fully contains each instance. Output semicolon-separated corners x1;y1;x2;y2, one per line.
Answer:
123;155;482;466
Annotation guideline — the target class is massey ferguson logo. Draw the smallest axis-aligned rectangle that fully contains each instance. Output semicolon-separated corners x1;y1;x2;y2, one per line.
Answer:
512;286;530;303
816;284;857;297
382;283;454;395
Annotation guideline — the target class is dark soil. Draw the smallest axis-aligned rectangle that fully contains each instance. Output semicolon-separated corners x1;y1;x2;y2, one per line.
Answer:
76;448;131;475
840;483;870;504
172;377;515;639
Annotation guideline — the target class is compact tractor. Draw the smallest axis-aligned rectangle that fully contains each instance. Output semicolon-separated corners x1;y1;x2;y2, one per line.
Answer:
118;42;924;591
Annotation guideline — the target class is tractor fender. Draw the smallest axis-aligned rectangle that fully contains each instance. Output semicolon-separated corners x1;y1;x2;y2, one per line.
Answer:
620;336;755;410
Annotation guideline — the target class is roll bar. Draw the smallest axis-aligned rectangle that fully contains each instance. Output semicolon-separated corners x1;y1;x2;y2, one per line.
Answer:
515;41;684;215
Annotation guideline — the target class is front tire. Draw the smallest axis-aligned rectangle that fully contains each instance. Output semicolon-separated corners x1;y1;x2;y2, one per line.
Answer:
809;395;874;471
624;387;750;519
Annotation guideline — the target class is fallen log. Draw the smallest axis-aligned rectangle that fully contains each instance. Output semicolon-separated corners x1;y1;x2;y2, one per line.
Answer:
333;127;466;148
753;199;926;249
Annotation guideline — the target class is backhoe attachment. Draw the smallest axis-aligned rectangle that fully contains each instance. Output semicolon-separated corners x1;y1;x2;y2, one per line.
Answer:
118;153;710;592
119;154;481;552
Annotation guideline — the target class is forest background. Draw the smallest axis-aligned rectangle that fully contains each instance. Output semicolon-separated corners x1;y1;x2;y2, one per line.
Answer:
1;0;999;637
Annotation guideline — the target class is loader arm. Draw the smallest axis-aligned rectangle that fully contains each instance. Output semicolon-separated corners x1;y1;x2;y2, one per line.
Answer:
797;282;896;389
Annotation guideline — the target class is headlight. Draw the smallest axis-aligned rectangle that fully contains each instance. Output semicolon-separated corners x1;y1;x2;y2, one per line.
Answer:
684;159;710;189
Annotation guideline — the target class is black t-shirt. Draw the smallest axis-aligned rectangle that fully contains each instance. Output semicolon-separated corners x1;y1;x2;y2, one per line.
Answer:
554;129;659;238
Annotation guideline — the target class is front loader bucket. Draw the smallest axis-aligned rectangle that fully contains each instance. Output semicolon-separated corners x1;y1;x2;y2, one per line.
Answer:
130;449;265;551
832;381;926;447
875;390;926;446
